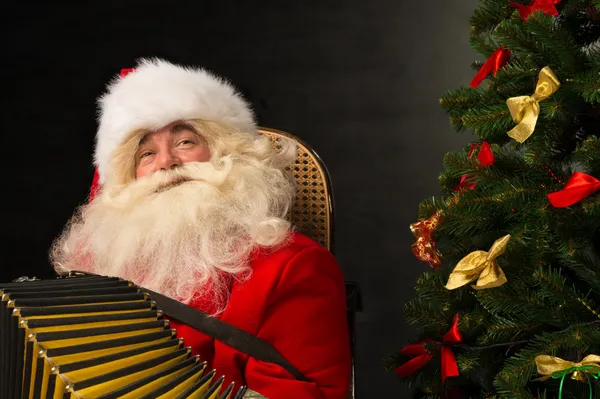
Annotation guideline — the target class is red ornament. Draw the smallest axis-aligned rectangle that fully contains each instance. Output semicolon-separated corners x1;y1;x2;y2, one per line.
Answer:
470;47;511;88
453;142;495;194
454;174;477;193
439;314;462;385
477;142;495;167
547;172;600;208
394;338;434;377
395;314;463;389
510;0;560;21
410;211;444;269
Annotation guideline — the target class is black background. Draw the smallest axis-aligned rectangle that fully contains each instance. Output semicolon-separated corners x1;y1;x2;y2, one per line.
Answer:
3;1;478;396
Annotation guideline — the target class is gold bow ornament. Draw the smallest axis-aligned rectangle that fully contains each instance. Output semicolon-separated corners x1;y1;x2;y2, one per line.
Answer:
535;355;600;383
535;355;600;399
445;234;510;290
506;66;560;143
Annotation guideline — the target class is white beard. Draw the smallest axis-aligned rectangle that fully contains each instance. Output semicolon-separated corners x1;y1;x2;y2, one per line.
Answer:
50;156;294;315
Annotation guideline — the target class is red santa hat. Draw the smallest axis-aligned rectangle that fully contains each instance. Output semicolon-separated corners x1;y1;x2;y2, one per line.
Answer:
90;58;257;199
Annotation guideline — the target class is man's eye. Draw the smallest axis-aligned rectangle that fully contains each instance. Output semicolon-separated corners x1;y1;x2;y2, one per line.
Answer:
140;151;153;158
179;140;193;145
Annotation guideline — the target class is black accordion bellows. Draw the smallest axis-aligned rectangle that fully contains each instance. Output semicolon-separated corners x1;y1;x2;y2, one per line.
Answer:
0;274;249;399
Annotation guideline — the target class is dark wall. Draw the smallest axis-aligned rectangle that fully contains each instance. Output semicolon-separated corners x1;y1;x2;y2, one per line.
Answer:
3;1;478;396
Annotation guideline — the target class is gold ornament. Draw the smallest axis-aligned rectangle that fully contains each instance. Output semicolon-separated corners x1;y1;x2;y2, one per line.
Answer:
506;66;560;143
535;355;600;383
445;234;510;290
410;210;443;269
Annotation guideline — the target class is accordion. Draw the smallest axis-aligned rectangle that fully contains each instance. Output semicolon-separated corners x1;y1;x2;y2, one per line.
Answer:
0;273;264;399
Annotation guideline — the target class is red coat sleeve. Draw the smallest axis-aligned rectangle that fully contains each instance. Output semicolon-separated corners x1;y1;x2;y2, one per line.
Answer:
244;246;351;399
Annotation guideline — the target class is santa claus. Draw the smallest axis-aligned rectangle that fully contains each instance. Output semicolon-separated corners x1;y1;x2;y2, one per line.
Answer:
50;58;351;399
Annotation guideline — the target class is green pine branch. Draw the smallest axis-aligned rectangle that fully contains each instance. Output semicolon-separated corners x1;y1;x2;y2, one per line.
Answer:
457;103;514;142
494;13;585;74
470;0;514;37
487;59;539;95
573;135;600;172
532;266;600;323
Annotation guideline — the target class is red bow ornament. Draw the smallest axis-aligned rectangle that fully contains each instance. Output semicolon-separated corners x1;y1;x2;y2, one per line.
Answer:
510;0;560;21
454;142;495;193
470;47;511;88
476;141;495;167
548;172;600;208
453;175;477;193
395;314;463;389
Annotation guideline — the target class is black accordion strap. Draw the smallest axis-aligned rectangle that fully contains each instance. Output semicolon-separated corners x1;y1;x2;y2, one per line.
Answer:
143;288;309;382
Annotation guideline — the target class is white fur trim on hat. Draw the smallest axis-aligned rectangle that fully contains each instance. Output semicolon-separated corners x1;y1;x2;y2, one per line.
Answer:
94;58;257;185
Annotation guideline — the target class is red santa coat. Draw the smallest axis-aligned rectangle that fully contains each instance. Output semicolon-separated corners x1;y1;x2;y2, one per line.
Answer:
167;231;351;399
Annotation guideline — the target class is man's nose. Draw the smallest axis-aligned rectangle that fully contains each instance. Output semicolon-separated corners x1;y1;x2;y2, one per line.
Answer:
156;150;182;170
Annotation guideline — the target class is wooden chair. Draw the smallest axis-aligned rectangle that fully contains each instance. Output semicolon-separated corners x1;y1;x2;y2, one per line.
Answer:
258;127;362;399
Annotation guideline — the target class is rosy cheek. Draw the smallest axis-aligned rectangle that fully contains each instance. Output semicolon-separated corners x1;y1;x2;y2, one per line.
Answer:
135;163;149;178
200;144;212;161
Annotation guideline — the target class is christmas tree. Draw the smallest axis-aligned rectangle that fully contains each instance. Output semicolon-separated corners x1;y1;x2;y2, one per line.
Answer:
385;1;600;398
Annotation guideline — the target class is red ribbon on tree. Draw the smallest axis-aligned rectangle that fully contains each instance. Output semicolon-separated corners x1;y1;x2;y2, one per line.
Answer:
510;0;560;21
395;314;463;389
453;175;477;193
477;142;495;167
547;172;600;208
394;338;434;376
454;142;495;193
439;315;462;386
469;47;511;88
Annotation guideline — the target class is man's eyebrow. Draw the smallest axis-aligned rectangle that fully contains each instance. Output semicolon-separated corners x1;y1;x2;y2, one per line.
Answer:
170;123;197;134
137;123;196;147
138;130;152;146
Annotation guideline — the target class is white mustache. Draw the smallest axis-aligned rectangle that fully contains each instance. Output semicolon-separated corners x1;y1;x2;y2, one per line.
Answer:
150;157;233;188
100;156;234;208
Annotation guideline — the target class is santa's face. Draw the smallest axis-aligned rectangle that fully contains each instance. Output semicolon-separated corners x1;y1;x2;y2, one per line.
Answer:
135;121;211;179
